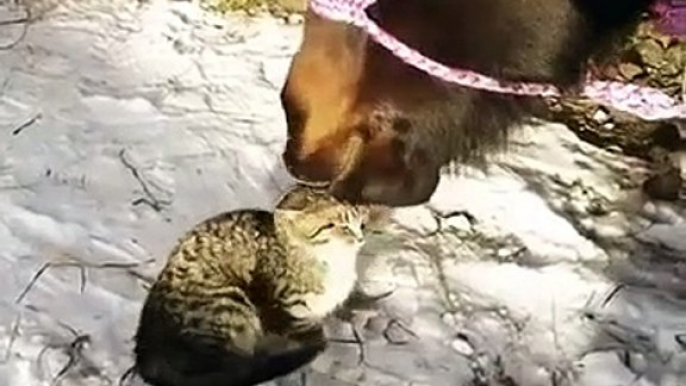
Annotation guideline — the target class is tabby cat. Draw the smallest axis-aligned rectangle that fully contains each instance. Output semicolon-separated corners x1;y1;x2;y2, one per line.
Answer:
131;185;385;386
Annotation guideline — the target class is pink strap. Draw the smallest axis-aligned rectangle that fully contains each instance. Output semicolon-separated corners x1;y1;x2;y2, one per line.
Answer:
309;0;686;121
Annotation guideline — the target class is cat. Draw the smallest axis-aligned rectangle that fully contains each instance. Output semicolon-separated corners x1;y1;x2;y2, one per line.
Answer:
130;184;387;386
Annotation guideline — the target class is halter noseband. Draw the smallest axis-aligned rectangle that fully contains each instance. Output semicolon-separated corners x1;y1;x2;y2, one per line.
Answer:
308;0;686;121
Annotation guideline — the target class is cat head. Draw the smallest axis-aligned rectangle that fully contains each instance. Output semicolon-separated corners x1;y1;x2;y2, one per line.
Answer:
273;184;390;248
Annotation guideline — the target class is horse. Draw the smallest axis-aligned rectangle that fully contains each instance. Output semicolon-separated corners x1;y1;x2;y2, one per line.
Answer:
279;0;685;207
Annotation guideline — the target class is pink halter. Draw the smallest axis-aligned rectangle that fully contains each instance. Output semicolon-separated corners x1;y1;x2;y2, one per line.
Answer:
308;0;686;121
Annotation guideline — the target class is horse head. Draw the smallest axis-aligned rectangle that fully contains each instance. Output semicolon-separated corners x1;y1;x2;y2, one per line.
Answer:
281;0;662;206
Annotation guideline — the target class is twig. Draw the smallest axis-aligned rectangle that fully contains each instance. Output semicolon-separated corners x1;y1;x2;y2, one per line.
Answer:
343;288;394;311
34;320;90;386
2;314;22;362
328;323;367;365
0;16;29;27
0;7;31;50
54;319;80;338
118;365;137;386
36;321;76;372
425;208;477;237
11;113;41;135
15;261;85;304
675;334;686;349
15;257;155;304
551;298;561;355
382;318;418;345
118;149;171;212
50;334;90;386
601;284;625;308
350;324;366;364
126;269;155;285
327;338;360;344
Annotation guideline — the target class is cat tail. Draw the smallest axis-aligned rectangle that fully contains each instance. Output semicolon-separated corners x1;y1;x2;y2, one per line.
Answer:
133;342;326;386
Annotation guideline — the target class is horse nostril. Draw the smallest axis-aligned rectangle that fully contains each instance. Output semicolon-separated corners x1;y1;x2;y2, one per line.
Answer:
390;137;406;156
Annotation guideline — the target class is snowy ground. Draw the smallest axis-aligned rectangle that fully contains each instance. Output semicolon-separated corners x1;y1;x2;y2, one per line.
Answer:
1;1;686;385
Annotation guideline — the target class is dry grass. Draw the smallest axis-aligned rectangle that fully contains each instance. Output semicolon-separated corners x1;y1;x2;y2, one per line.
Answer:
201;0;305;15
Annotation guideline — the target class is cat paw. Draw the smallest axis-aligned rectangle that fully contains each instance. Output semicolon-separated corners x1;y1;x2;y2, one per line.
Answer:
288;303;314;320
288;293;337;320
348;286;395;305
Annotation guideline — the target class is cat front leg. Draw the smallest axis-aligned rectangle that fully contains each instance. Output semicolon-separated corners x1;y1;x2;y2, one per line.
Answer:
286;292;345;321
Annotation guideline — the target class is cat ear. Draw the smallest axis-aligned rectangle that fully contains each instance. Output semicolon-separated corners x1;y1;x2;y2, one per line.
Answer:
274;208;301;224
276;184;328;212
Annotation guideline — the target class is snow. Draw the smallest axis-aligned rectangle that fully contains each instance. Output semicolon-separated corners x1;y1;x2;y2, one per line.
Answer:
1;0;686;385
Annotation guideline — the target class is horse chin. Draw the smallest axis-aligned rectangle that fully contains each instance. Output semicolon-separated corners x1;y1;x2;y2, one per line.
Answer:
329;152;441;207
353;169;440;207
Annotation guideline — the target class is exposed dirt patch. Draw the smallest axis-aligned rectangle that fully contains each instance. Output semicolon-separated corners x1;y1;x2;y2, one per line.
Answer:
545;20;684;158
542;18;685;201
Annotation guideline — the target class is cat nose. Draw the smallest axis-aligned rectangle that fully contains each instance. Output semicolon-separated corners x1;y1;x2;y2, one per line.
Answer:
346;224;364;242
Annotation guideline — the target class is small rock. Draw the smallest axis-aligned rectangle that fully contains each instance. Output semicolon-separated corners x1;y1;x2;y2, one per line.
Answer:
285;13;304;25
496;246;525;260
642;167;683;201
448;292;460;304
382;320;414;345
625;351;648;373
443;215;473;232
617;62;645;80
675;334;686;349
451;336;475;356
653;31;674;49
606;145;623;154
636;39;666;69
441;312;458;327
592;223;626;239
586;198;609;216
592;108;611;123
363;315;389;335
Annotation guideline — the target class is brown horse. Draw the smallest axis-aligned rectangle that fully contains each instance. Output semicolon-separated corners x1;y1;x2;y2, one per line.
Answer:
280;0;664;207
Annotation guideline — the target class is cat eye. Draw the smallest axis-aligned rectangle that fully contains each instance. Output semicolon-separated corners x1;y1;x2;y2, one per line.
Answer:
310;223;336;238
